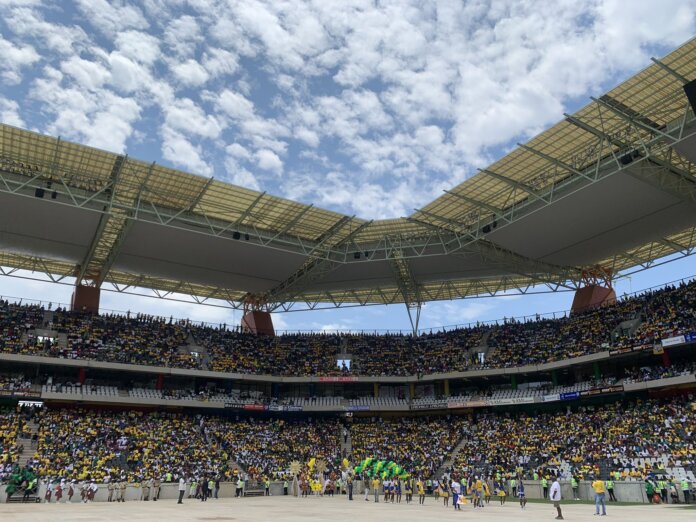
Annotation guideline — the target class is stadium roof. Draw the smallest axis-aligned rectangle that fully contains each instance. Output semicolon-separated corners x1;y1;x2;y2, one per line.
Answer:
0;39;695;317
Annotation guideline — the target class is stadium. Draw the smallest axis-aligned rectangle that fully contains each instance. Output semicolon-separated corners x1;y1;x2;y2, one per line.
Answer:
0;3;695;522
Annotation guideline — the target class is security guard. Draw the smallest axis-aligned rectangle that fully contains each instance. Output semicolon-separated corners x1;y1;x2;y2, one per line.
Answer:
541;476;548;499
681;478;691;504
606;478;616;501
571;476;579;500
118;478;127;502
153;477;161;501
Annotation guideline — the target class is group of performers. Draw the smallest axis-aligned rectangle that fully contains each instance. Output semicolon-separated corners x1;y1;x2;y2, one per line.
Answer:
43;479;99;503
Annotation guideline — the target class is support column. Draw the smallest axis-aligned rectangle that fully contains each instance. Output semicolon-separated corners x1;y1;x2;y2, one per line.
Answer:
551;370;558;386
241;311;275;336
78;368;86;385
662;350;671;367
571;268;616;314
71;285;100;314
593;362;601;380
373;383;379;399
155;374;164;391
443;379;450;397
510;375;518;390
409;383;415;400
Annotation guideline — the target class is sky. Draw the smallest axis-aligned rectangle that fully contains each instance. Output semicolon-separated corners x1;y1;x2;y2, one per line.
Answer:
0;0;695;333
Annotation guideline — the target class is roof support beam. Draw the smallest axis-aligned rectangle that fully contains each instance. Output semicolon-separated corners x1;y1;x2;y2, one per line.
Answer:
77;155;128;284
233;191;266;227
443;189;509;222
265;220;373;307
650;57;690;84
478;168;548;203
564;112;696;206
592;95;671;140
517;143;594;182
187;177;214;212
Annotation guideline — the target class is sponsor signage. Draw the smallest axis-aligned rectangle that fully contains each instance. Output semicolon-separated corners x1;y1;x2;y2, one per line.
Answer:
579;384;624;397
448;400;487;409
243;404;267;411
224;402;268;410
609;345;652;356
486;397;535;406
661;335;686;347
285;405;303;412
684;332;696;343
0;390;41;398
560;391;580;400
345;405;370;411
318;376;358;383
410;401;448;410
542;394;560;402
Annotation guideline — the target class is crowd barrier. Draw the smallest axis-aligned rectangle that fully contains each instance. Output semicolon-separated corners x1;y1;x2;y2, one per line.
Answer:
3;479;690;504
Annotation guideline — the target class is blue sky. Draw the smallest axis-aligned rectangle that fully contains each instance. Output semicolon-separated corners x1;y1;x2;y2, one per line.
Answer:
0;0;695;332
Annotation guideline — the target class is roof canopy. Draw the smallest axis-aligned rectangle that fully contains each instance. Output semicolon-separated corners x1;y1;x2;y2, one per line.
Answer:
0;39;695;311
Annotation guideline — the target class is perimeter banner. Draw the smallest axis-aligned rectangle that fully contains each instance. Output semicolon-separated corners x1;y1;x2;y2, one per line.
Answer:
318;376;359;383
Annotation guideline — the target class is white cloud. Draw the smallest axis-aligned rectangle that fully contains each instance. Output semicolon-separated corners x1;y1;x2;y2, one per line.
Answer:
60;55;111;91
202;47;239;78
0;97;25;127
115;30;161;65
171;58;210;87
3;6;89;55
255;148;283;175
160;126;212;175
226;143;251;160
164;15;203;57
0;34;40;84
30;66;141;153
75;0;148;37
163;97;222;139
107;52;153;94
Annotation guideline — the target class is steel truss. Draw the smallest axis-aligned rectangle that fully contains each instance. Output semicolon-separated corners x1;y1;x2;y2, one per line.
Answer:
0;50;694;313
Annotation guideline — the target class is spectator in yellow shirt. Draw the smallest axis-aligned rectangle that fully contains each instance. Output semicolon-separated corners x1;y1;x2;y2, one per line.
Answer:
592;477;607;516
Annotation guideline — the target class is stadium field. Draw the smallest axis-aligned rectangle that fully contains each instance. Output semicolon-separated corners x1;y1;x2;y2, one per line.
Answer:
0;496;694;522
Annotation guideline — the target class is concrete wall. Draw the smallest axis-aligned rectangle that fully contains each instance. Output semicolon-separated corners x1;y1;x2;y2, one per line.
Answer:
0;480;373;503
3;479;683;504
520;480;649;503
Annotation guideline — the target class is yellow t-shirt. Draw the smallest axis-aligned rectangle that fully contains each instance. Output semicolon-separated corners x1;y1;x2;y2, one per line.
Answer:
592;480;606;494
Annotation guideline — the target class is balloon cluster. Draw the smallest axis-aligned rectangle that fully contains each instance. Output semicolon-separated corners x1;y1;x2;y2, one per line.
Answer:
353;457;410;479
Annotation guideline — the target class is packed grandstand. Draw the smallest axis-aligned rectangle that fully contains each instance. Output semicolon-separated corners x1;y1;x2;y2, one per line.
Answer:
0;30;695;513
0;277;694;504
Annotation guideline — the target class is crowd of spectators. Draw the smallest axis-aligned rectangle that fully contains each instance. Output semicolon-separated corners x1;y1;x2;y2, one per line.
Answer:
486;280;694;368
47;311;193;368
33;409;228;483
621;361;696;383
193;329;344;376
450;396;694;480
206;417;342;477
29;409;342;483
0;280;693;377
1;394;693;486
349;416;467;477
0;409;20;471
0;374;33;393
0;300;45;355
